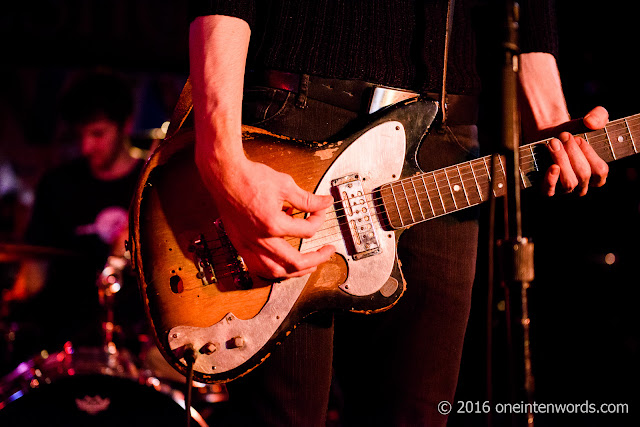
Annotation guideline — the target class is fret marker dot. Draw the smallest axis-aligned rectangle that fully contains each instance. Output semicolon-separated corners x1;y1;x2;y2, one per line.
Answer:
498;183;504;189
453;184;461;192
618;136;624;143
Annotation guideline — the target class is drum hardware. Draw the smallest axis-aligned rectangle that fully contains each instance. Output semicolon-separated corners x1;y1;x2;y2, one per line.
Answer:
0;251;222;425
0;341;209;426
97;255;127;348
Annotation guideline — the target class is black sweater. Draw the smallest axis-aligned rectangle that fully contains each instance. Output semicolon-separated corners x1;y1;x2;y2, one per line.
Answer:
190;0;558;96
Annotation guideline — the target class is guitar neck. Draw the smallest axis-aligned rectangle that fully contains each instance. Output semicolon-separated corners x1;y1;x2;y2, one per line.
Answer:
381;113;640;229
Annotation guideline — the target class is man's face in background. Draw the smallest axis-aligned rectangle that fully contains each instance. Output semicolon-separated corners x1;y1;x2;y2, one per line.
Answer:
78;117;128;177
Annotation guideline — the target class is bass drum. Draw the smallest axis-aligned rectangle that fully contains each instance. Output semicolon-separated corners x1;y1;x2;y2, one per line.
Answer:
0;344;208;427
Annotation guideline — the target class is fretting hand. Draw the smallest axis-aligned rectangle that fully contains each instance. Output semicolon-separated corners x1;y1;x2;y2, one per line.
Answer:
542;106;609;197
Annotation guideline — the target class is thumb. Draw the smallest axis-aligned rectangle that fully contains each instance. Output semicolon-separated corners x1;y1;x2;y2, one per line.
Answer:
583;106;608;130
286;185;334;213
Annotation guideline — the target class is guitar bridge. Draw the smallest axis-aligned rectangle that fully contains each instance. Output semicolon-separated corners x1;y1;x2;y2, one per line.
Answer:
331;174;381;260
189;220;252;290
191;235;217;285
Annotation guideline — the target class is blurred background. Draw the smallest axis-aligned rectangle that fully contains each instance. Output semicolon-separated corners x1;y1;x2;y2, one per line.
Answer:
0;1;638;426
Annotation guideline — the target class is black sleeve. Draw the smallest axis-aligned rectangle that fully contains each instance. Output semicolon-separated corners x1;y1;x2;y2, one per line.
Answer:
519;0;559;57
189;0;257;30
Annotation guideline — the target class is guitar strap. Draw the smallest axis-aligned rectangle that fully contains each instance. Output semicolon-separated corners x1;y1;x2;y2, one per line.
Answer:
164;77;193;141
440;0;456;127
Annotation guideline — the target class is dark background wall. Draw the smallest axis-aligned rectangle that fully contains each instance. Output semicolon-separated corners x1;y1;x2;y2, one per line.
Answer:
0;2;638;426
454;4;640;427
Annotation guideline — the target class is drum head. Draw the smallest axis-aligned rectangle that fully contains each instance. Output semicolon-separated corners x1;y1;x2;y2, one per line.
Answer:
0;374;206;427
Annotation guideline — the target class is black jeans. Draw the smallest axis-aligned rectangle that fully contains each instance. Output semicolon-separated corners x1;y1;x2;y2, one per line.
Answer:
222;86;479;427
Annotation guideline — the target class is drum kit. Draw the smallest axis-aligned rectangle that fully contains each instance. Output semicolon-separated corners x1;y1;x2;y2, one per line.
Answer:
0;243;227;426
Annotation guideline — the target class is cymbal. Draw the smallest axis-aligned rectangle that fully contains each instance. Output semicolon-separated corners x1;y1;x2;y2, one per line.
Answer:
0;243;81;262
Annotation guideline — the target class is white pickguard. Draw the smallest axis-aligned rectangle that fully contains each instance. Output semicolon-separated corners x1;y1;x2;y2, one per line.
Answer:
305;121;406;296
168;121;407;375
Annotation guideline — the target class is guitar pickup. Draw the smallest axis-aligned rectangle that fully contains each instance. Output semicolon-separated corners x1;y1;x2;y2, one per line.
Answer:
331;174;381;260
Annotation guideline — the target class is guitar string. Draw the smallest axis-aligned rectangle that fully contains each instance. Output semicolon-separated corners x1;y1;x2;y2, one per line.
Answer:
297;121;636;218
304;121;634;256
176;126;640;288
201;125;637;259
286;116;639;224
194;120;640;272
287;126;633;227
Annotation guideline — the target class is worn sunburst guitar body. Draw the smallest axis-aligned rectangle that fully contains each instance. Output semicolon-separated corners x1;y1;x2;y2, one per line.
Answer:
130;97;640;384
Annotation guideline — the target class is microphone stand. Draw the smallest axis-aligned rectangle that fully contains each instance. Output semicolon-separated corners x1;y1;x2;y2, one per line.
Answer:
495;1;535;425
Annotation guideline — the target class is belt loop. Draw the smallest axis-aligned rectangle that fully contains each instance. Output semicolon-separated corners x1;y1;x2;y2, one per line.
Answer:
296;74;310;108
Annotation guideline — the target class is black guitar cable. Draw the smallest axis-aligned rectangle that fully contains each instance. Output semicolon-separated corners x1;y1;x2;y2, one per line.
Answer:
183;345;197;427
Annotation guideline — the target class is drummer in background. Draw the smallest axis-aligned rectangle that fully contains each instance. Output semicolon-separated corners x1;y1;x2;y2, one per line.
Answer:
3;69;145;355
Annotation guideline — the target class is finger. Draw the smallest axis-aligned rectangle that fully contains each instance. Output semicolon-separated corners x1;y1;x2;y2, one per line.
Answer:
271;238;336;273
257;239;335;279
277;182;334;237
561;133;592;196
547;136;578;193
283;176;334;213
576;137;609;187
272;208;328;238
543;164;561;197
583;106;609;130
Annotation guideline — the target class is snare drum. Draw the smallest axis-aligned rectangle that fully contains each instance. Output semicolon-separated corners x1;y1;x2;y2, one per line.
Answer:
0;343;208;427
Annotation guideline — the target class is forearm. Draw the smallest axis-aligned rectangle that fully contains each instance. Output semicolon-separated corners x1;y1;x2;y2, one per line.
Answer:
189;15;251;182
518;52;570;140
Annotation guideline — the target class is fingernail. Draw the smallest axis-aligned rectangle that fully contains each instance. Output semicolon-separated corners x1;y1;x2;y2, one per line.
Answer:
560;132;571;143
548;139;561;152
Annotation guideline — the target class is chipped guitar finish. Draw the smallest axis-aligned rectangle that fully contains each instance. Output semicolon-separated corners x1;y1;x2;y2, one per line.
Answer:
129;97;640;384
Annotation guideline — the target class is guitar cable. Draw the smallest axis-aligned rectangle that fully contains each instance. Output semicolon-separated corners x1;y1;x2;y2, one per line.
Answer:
183;345;197;427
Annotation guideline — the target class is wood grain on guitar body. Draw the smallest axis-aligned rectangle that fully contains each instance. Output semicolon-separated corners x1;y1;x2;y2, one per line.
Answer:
129;97;640;384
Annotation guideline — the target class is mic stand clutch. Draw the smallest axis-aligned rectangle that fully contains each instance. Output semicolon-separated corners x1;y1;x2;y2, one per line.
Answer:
494;1;535;425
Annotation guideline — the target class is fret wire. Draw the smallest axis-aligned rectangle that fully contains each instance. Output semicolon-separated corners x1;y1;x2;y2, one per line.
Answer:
497;154;506;179
482;156;497;197
401;180;416;224
584;131;610;160
528;144;539;171
389;183;405;227
351;130;640;231
421;174;436;217
470;159;484;202
409;176;426;220
443;168;457;210
519;166;527;189
372;115;640;221
624;118;638;154
455;164;470;205
432;172;447;213
602;127;617;160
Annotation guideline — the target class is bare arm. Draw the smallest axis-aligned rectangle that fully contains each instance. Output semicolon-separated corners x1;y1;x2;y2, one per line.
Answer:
189;15;334;279
519;52;609;196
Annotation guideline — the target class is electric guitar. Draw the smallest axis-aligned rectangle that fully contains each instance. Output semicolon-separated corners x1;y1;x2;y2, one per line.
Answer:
129;97;639;384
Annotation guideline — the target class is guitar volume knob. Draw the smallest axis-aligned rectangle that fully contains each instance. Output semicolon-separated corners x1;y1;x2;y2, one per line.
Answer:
226;336;245;349
199;342;217;355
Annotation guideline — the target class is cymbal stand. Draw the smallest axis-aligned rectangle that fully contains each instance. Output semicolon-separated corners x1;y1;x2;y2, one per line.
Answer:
97;255;127;353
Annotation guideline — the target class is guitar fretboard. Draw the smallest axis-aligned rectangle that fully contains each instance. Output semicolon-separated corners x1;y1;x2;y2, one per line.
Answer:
379;113;640;229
